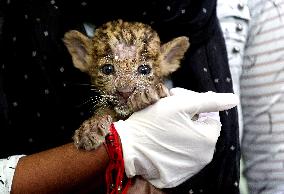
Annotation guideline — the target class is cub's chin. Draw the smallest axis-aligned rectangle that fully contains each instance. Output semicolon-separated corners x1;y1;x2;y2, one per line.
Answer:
114;104;132;118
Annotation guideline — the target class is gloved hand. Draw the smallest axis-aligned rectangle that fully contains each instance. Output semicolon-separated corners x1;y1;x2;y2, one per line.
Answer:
114;87;239;188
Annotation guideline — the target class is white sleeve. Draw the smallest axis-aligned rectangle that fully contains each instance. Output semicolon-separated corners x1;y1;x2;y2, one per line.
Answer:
0;155;25;194
217;0;250;142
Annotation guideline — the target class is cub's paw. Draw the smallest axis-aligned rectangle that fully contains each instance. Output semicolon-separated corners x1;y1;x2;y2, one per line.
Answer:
73;115;112;150
128;83;170;112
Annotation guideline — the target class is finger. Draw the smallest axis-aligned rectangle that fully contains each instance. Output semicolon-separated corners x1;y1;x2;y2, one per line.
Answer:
169;88;239;113
170;87;197;96
193;116;222;143
197;112;220;123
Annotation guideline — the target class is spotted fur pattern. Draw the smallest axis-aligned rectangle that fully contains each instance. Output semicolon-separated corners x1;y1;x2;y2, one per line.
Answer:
63;19;189;194
63;19;189;150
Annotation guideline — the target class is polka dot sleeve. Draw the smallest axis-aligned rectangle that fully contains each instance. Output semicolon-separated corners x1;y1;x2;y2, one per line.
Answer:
0;155;25;194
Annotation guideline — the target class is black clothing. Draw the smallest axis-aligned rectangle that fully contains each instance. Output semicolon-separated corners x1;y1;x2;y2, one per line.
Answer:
0;0;240;193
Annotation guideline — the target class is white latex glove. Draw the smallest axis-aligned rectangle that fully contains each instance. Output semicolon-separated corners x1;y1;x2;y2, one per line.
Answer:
114;87;239;188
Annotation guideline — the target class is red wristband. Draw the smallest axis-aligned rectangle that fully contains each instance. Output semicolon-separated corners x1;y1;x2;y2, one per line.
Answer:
104;123;131;194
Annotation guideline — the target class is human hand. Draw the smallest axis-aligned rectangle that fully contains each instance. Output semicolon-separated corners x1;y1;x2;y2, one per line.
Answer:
114;87;239;188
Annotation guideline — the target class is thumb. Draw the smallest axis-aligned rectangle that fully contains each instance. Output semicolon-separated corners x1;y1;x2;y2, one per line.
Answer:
169;87;239;113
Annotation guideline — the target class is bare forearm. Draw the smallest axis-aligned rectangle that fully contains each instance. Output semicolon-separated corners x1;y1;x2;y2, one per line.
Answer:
11;143;109;194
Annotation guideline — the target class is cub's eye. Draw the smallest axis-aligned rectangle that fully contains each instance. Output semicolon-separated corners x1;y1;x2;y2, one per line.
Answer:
137;64;151;75
101;64;115;75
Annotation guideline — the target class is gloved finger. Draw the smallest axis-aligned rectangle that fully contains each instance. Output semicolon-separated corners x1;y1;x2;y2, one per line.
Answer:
193;116;222;143
197;112;220;123
169;87;239;114
170;87;198;96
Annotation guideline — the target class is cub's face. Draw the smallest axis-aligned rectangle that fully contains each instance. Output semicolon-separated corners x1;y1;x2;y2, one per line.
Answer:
63;20;189;116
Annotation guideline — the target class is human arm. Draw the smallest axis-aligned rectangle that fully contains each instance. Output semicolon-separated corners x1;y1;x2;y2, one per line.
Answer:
217;0;250;141
11;143;108;194
5;88;238;194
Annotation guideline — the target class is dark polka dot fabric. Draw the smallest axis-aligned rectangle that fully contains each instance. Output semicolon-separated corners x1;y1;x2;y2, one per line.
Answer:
0;0;240;193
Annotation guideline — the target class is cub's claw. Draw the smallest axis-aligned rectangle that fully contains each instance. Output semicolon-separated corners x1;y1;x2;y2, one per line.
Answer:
73;115;113;150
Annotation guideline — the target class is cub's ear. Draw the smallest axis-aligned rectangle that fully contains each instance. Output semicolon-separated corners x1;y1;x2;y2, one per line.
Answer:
63;30;93;72
159;36;190;77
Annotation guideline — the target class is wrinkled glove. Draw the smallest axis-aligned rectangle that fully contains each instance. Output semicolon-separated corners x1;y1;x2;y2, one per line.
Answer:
114;87;239;188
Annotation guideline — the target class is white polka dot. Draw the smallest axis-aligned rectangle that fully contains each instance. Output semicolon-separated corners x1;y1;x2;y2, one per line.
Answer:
202;8;207;13
36;18;41;22
226;77;231;82
2;64;5;69
36;112;41;117
12;36;16;42
234;181;238;187
50;0;55;5
44;31;49;36
214;78;219;83
142;11;147;16
12;102;18;107
44;89;49;94
32;51;37;57
24;74;28;80
181;9;186;14
230;145;235;150
203;67;208;72
81;1;87;6
59;67;64;72
24;14;28;19
28;138;34;143
166;5;171;11
62;83;66;87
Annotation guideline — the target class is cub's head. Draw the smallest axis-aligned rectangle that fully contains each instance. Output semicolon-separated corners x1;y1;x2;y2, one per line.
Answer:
63;19;189;116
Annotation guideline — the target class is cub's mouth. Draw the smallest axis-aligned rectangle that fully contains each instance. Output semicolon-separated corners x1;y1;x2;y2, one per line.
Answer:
116;91;133;103
113;88;136;117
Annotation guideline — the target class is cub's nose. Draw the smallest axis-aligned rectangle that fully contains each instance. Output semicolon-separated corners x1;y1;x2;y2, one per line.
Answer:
117;87;135;99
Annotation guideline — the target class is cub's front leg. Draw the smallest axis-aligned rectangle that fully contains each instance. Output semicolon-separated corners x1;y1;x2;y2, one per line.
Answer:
73;114;112;151
128;83;170;112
